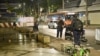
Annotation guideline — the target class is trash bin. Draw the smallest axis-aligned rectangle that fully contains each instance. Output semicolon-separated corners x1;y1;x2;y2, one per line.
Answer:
95;28;100;44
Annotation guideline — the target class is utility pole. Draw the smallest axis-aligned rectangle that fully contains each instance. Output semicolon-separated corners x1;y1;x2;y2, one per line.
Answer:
62;0;64;10
47;0;50;14
38;1;40;17
85;0;89;27
36;0;40;18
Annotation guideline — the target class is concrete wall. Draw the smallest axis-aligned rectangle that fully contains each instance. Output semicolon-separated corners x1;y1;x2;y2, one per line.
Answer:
80;11;100;25
89;12;100;24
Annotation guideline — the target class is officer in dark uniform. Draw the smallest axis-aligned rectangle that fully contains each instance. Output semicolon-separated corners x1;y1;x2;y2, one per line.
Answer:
72;15;83;47
56;17;64;38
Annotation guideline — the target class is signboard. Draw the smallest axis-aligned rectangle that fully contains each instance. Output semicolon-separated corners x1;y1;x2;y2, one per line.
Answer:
18;17;34;27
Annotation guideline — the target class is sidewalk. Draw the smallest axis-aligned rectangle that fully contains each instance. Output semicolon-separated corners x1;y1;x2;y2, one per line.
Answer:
38;24;100;56
47;37;100;56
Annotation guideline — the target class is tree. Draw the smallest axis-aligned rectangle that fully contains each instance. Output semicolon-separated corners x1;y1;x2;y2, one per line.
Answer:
15;0;62;17
40;0;62;13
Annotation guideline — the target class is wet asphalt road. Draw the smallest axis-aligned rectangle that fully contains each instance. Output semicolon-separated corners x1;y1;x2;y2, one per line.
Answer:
39;25;100;51
0;25;100;56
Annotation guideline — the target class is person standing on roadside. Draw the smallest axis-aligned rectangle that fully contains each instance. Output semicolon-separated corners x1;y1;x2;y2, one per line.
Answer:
33;20;39;32
71;14;83;47
13;22;17;29
33;20;39;41
56;17;64;39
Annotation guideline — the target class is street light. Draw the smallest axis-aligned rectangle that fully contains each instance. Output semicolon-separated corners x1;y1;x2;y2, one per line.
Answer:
18;4;21;8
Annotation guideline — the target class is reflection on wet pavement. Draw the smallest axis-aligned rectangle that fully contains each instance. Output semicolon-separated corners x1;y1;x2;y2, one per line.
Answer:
0;28;67;56
0;40;66;56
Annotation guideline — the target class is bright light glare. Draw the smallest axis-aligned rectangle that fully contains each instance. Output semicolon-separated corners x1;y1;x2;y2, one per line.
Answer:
67;12;75;15
49;48;59;53
18;17;34;27
18;4;21;8
18;17;34;23
52;17;57;21
19;34;23;40
18;17;25;22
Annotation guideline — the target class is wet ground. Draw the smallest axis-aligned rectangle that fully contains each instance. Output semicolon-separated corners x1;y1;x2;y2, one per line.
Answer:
0;26;100;56
0;28;67;56
0;40;52;56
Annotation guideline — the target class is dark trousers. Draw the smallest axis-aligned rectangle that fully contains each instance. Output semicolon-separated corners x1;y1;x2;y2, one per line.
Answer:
57;29;63;38
73;31;81;46
65;27;72;37
33;26;38;32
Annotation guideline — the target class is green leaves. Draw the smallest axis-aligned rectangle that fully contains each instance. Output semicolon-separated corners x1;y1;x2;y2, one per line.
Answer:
40;0;62;13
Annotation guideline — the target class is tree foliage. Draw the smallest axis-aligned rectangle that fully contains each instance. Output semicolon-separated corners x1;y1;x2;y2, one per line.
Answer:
40;0;62;12
15;0;62;17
